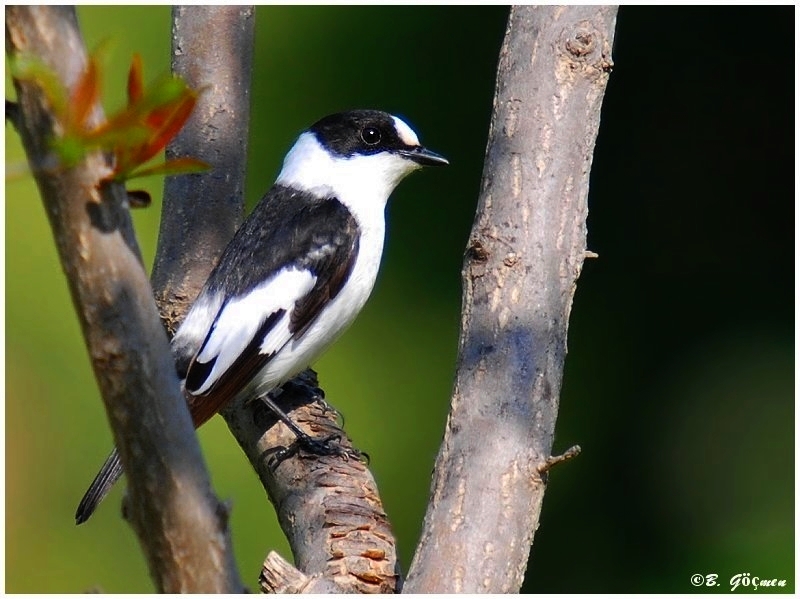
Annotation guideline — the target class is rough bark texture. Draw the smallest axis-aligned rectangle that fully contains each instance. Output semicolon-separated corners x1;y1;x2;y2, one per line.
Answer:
259;552;342;594
222;372;399;593
151;5;254;333
5;6;242;593
403;6;617;593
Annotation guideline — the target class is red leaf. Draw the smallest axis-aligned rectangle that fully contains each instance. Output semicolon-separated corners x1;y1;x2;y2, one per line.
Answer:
135;92;197;165
68;53;100;131
127;53;144;105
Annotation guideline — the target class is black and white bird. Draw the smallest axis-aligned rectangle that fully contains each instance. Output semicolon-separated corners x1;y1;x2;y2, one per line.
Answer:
74;109;447;524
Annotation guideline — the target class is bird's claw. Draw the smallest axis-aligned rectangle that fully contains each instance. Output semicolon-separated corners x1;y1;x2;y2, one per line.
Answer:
268;432;363;470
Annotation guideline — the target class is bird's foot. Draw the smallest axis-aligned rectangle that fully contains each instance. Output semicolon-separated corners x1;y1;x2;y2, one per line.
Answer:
268;431;364;470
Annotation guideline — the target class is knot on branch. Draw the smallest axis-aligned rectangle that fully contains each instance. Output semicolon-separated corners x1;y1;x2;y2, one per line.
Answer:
564;24;597;59
560;20;613;75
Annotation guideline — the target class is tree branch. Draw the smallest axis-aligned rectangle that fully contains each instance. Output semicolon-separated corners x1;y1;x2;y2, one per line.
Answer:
403;6;617;593
152;6;399;590
223;371;399;593
5;6;242;593
152;5;253;332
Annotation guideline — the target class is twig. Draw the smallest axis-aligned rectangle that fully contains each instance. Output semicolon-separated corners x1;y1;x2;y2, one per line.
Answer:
538;445;582;474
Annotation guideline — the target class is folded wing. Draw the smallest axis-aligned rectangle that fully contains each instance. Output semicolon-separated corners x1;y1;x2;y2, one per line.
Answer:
179;188;360;426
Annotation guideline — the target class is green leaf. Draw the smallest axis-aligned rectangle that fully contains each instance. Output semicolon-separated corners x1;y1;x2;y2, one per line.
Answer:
121;157;210;182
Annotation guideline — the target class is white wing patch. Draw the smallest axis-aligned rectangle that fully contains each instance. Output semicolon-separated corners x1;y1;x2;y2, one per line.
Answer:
191;268;317;395
171;290;224;358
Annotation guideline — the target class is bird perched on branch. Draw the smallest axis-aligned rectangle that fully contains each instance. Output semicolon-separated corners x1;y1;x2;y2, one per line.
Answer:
75;109;448;524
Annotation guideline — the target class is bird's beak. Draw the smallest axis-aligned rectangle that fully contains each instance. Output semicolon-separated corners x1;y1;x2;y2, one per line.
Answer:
399;146;449;167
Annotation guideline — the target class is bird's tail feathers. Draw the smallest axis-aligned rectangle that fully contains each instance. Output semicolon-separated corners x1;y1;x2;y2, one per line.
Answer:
75;448;123;525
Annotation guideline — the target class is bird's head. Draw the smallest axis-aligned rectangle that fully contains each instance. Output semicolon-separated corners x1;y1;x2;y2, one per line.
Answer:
276;109;448;208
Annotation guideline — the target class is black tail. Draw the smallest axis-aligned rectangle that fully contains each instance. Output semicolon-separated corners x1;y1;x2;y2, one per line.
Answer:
75;448;124;524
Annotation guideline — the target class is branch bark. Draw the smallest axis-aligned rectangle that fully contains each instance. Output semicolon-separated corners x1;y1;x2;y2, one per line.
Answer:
223;371;399;593
403;6;617;593
152;5;253;332
5;6;242;593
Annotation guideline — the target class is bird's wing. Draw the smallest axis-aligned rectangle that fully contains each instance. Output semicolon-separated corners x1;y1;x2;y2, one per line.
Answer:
181;190;359;427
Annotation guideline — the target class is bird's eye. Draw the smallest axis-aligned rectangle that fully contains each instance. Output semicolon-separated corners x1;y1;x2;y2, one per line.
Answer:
361;127;381;145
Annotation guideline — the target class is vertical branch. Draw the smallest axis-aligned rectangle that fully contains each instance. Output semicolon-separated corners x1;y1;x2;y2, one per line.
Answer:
403;6;617;593
152;5;254;331
5;6;242;593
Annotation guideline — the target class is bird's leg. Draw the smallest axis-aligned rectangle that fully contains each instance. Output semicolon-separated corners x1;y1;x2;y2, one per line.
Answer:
258;392;362;468
259;392;320;441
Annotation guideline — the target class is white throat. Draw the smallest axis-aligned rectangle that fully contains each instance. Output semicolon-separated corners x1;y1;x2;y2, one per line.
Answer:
276;132;421;220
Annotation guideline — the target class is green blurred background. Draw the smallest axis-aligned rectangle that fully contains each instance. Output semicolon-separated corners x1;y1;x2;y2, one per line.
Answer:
5;6;793;593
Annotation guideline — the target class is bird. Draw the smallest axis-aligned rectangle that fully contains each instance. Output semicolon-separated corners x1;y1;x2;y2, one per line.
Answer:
75;109;448;524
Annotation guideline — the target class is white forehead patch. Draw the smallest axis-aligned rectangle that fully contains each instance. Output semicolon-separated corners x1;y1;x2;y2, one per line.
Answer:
392;115;420;147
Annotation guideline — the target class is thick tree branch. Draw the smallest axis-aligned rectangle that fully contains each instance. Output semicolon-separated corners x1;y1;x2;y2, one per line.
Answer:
153;6;399;590
5;6;242;593
403;6;617;593
152;5;253;333
223;371;399;593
